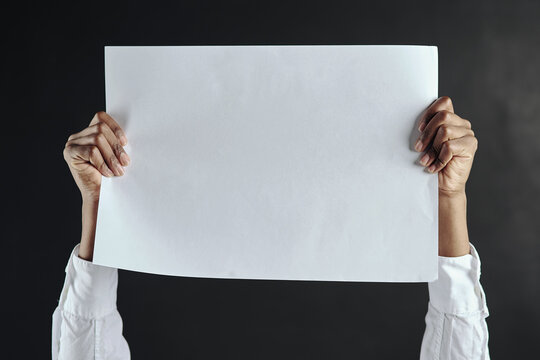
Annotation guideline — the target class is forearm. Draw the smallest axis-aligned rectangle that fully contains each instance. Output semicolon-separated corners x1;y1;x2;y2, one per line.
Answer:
438;190;470;257
79;197;99;261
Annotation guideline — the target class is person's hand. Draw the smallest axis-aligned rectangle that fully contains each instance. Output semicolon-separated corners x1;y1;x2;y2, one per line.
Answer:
414;96;478;195
64;112;130;202
414;97;478;257
63;112;129;260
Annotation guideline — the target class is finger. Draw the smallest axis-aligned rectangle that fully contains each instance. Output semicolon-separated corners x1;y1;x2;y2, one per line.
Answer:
68;123;130;166
64;144;114;177
419;126;475;167
414;111;471;152
426;135;478;173
89;111;128;146
418;96;454;132
67;134;125;176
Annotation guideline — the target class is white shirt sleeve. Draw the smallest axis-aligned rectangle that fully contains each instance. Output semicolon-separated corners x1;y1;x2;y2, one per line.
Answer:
420;243;490;359
52;244;130;360
52;243;489;359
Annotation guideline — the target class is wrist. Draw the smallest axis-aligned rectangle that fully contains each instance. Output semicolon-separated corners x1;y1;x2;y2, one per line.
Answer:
439;188;466;201
82;193;100;206
438;189;470;257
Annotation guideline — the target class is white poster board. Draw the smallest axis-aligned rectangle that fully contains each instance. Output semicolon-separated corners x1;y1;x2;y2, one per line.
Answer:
94;45;438;282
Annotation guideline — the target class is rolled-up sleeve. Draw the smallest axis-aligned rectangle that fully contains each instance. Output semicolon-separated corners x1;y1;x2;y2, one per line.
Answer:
52;244;130;360
420;244;490;360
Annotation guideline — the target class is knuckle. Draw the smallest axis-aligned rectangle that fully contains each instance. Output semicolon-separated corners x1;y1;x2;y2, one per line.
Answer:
431;113;448;130
439;141;450;155
464;120;472;129
472;136;479;150
89;145;99;158
439;124;451;137
440;96;453;107
96;121;106;132
438;110;452;122
94;133;105;144
64;142;75;155
446;141;457;153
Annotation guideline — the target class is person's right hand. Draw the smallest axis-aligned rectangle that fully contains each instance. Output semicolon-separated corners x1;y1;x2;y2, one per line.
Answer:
63;112;130;202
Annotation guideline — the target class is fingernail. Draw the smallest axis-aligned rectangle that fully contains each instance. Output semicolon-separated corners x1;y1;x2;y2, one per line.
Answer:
427;164;436;173
120;152;130;166
420;153;429;166
104;167;114;177
418;122;426;132
111;158;124;176
414;139;423;152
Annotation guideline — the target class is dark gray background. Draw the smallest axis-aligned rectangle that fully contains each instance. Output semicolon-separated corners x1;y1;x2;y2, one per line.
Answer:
3;0;539;358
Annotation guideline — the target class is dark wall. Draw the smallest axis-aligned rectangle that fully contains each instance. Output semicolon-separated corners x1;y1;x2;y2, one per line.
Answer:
4;0;539;358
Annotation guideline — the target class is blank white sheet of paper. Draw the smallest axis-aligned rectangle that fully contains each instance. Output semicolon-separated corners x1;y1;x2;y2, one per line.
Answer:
94;45;438;282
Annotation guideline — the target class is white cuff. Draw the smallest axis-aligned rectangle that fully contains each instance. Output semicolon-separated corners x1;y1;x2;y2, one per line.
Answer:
58;244;118;319
428;243;489;316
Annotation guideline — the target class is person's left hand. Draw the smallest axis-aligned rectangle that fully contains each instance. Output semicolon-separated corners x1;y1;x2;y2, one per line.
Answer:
414;96;478;195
